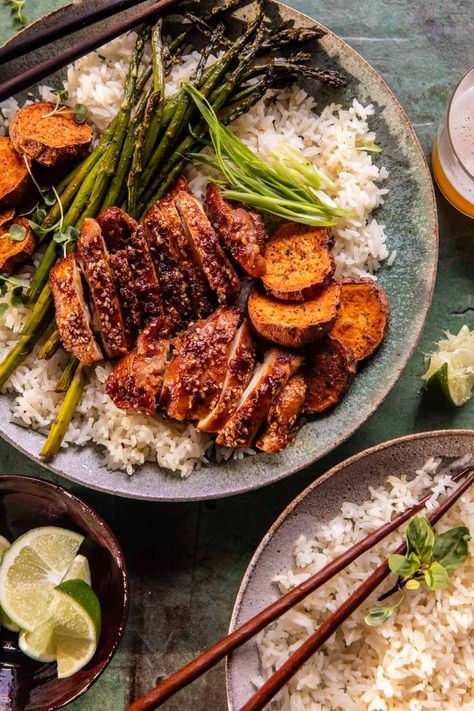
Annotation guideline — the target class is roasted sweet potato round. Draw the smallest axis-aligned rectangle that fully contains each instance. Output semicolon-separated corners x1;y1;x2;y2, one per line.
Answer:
248;281;341;348
304;336;357;414
0;137;31;207
262;222;334;301
0;216;36;274
0;209;16;228
330;278;390;360
9;102;93;167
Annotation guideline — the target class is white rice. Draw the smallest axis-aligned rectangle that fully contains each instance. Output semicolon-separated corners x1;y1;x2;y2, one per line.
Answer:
0;34;392;476
255;456;474;710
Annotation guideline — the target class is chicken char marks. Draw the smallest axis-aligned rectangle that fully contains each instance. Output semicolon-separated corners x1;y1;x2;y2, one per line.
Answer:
204;184;267;278
106;317;175;414
76;218;128;359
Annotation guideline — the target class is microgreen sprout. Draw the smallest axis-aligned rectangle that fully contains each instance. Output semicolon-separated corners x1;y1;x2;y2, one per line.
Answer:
365;515;470;627
354;135;383;153
22;156;65;242
6;0;28;28
0;223;27;242
53;225;80;258
0;273;29;313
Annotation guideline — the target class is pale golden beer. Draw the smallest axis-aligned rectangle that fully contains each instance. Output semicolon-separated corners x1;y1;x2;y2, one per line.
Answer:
432;65;474;217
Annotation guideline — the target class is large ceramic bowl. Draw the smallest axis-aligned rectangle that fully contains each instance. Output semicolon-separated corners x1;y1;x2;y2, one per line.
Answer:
0;1;438;501
0;475;129;710
226;429;474;708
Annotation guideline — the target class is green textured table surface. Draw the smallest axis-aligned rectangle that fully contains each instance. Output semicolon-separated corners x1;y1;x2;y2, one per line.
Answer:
0;2;473;709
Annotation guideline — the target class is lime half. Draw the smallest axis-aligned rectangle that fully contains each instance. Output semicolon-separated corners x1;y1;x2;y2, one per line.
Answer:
20;579;101;676
422;325;474;406
0;526;84;632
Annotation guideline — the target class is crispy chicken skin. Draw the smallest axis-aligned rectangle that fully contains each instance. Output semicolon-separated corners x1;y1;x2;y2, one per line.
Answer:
106;317;174;414
76;218;128;359
159;192;214;319
205;184;266;278
255;371;307;453
197;318;256;432
0;217;36;274
159;307;241;421
216;349;303;448
143;205;193;326
174;191;241;304
96;207;138;251
108;250;142;348
126;225;163;323
50;254;103;366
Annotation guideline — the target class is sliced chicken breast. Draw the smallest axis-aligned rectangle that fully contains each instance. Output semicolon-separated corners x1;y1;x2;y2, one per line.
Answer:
50;254;102;366
126;225;163;323
76;218;128;359
216;349;303;448
108;249;142;348
96;207;138;251
255;371;307;453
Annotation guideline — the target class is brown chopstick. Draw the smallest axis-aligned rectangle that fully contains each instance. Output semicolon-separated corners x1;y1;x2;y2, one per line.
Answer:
240;467;474;711
0;0;181;102
0;0;157;65
125;466;473;711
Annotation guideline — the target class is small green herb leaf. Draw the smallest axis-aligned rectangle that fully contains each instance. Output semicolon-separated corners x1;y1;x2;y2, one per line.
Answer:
365;595;403;627
0;303;9;317
10;286;25;307
3;223;27;242
388;554;419;577
432;526;470;572
73;104;88;124
406;516;435;562
424;561;450;590
405;578;421;590
52;87;69;102
355;136;383;153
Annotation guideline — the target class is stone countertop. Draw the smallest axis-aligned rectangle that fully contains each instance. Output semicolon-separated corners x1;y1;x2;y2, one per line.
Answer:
0;1;473;709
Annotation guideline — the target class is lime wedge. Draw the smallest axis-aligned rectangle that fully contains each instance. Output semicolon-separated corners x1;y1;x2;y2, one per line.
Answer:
0;536;19;632
20;579;101;677
62;554;91;586
422;325;474;406
0;526;84;632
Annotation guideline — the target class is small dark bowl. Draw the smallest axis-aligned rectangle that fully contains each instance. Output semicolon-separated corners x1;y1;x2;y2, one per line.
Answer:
0;475;129;711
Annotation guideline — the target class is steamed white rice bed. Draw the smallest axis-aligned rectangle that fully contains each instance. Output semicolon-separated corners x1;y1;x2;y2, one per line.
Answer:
0;34;392;475
255;456;474;710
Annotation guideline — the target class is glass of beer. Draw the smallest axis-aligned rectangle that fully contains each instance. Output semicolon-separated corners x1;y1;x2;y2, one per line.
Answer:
432;65;474;218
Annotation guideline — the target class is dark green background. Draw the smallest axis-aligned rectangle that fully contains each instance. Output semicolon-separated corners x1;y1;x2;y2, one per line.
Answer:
0;1;473;709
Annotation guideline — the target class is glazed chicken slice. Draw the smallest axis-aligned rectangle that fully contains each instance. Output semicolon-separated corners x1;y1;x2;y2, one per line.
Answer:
50;254;102;366
106;317;174;414
143;205;193;327
159;307;241;421
197;318;256;432
96;207;138;252
174;191;241;304
159;192;214;319
255;371;307;453
216;349;303;449
205;184;266;278
76;218;128;359
108;250;142;348
126;225;163;323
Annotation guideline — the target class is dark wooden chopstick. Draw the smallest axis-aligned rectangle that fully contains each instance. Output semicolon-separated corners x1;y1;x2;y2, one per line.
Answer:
0;0;157;65
125;466;473;711
240;467;474;711
0;0;181;102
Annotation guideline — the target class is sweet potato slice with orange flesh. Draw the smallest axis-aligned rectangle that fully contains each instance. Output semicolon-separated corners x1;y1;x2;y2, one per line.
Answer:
330;278;390;361
0;217;36;274
0;209;16;228
304;336;356;414
262;222;334;301
0;137;31;208
9;103;93;167
256;371;307;453
248;282;340;348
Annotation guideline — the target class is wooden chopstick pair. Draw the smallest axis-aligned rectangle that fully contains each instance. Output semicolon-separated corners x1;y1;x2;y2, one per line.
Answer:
125;466;474;711
0;0;182;102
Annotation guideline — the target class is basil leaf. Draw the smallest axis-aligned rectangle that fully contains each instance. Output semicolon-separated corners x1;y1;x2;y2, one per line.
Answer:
388;554;419;577
406;516;435;562
432;526;470;572
6;224;27;242
73;104;88;124
364;605;397;627
424;561;449;590
0;303;8;317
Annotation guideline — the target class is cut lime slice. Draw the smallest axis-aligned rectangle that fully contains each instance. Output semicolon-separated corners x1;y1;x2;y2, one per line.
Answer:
0;535;10;560
422;325;474;406
0;526;84;632
18;579;101;675
0;536;19;632
62;554;91;586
